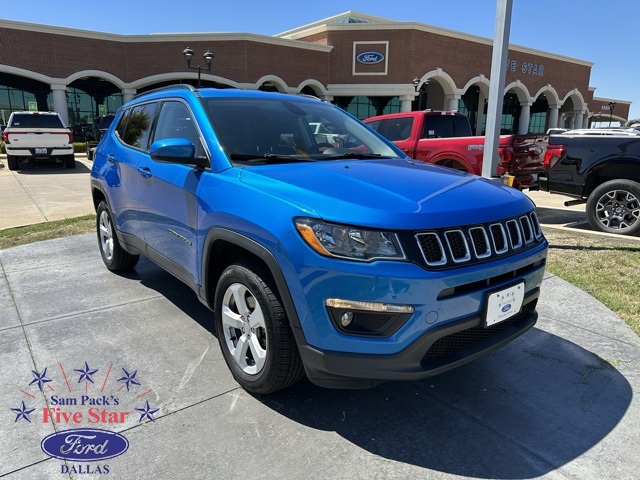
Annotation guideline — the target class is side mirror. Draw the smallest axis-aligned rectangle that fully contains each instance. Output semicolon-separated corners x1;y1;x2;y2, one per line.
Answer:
150;138;204;167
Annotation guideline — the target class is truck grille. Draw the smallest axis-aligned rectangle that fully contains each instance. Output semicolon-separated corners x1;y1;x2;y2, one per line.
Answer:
415;212;543;269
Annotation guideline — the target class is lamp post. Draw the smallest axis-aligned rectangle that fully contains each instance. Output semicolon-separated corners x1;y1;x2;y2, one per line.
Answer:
182;47;214;88
608;101;617;127
412;77;421;92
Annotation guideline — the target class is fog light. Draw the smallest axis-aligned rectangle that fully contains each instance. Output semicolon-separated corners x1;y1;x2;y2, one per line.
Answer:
341;312;354;327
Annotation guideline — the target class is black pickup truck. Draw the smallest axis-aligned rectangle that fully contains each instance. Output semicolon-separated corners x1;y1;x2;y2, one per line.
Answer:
539;132;640;235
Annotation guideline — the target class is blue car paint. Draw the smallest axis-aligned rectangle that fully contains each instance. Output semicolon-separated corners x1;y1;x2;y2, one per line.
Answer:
91;86;548;387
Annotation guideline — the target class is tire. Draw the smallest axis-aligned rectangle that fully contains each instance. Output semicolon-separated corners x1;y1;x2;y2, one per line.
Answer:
586;179;640;236
7;155;18;171
86;143;93;161
214;259;304;394
96;201;139;271
65;155;76;169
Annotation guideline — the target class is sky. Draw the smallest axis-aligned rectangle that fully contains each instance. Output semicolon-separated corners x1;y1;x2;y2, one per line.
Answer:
2;0;638;121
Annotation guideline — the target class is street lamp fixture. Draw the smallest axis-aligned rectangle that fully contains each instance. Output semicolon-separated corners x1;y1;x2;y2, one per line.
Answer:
182;47;214;88
412;77;421;92
608;101;617;127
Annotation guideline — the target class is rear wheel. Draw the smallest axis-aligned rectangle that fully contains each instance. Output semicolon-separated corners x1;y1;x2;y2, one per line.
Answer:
214;259;304;394
96;201;139;271
86;143;94;161
65;155;76;169
7;155;18;171
586;179;640;235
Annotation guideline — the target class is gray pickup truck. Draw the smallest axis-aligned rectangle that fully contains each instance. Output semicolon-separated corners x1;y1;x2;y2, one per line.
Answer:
2;111;75;170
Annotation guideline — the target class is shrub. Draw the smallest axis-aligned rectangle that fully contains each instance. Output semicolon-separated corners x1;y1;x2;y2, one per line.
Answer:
73;142;87;153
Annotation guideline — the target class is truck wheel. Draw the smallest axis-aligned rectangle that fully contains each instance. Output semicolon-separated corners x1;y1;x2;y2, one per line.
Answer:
96;201;139;271
214;259;304;394
7;155;19;171
86;144;93;161
586;179;640;235
65;155;76;169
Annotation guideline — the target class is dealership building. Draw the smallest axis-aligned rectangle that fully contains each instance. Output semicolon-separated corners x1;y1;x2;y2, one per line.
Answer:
0;11;631;132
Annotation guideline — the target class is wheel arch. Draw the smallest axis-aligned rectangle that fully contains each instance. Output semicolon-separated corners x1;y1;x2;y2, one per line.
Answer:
584;160;640;197
201;228;303;332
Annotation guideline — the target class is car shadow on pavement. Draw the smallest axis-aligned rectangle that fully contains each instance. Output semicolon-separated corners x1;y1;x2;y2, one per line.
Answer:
11;160;91;174
255;330;631;479
116;256;216;335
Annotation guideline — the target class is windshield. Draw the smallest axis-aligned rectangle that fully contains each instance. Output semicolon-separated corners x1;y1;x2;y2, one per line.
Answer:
204;97;400;164
10;114;64;129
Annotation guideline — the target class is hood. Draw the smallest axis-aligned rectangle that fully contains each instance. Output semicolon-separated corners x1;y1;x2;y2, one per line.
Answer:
239;159;534;229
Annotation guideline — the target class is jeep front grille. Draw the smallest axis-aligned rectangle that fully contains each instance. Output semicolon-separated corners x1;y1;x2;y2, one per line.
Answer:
415;212;544;270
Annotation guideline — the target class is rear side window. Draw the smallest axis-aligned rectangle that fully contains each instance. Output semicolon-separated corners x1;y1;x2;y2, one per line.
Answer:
423;115;471;138
119;103;158;150
379;117;413;141
10;114;63;128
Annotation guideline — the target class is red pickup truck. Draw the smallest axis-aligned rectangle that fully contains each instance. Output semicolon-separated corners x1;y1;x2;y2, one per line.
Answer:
364;111;547;189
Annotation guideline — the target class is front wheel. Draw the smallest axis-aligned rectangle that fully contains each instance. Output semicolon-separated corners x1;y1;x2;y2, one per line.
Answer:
586;179;640;235
214;259;304;394
96;201;139;271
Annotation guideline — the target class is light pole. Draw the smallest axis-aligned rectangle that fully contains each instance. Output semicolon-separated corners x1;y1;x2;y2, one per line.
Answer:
182;47;214;88
608;101;617;127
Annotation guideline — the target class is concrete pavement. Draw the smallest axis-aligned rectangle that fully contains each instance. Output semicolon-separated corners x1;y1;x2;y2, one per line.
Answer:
0;155;95;230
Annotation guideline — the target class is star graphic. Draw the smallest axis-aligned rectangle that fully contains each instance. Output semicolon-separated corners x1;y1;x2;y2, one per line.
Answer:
135;401;160;423
117;368;141;391
11;401;36;423
28;368;52;391
74;362;99;384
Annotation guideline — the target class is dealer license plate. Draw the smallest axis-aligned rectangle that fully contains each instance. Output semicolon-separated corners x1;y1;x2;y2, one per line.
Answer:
485;282;525;327
35;148;47;155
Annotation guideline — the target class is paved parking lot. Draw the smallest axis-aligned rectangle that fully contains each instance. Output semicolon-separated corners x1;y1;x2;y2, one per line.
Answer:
1;156;640;478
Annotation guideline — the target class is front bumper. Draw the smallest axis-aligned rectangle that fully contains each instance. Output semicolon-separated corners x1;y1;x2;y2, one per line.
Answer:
297;290;539;389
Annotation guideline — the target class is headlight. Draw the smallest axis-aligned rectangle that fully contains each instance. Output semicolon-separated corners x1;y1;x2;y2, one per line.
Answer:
295;218;406;261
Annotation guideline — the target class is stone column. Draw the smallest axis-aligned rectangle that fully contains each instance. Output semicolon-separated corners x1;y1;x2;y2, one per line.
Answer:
583;115;589;129
51;84;69;126
446;94;461;112
518;103;531;134
399;95;414;112
568;115;576;129
547;106;559;129
122;88;137;104
574;111;584;130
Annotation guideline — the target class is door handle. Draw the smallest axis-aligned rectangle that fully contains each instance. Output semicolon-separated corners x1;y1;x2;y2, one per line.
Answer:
106;154;115;164
137;166;152;179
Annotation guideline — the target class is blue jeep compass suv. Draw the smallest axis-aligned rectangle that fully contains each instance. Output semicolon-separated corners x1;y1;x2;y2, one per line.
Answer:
90;85;547;394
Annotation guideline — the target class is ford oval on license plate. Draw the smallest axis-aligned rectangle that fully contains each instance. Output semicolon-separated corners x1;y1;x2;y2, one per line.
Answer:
485;282;525;327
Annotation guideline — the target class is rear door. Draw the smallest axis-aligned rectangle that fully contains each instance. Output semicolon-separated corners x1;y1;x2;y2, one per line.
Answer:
101;102;159;242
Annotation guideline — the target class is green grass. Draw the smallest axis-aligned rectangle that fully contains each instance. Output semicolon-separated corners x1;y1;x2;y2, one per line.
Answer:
0;215;95;250
544;229;640;337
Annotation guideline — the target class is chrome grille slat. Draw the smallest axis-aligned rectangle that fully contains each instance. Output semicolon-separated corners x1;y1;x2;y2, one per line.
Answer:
415;212;544;269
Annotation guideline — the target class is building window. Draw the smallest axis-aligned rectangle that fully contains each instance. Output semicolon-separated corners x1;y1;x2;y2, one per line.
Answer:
336;96;401;120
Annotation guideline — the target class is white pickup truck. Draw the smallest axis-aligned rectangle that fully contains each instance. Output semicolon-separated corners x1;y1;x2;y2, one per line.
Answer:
2;111;75;170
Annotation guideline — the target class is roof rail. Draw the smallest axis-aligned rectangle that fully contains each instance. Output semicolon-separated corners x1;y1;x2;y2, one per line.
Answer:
132;84;199;101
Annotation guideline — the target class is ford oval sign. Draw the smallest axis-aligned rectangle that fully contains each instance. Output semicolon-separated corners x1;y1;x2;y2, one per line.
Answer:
501;304;512;313
41;428;129;462
356;52;384;64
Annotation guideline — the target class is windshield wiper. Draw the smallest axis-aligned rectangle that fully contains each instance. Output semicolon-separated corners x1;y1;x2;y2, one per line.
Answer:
320;153;396;160
229;153;313;163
